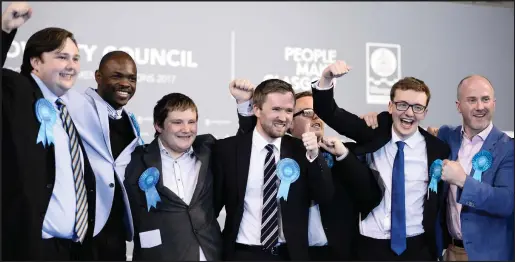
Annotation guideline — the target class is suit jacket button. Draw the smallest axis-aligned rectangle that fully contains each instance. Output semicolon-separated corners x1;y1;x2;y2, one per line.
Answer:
90;218;94;222
194;229;198;234
89;189;94;193
109;183;114;188
46;184;52;189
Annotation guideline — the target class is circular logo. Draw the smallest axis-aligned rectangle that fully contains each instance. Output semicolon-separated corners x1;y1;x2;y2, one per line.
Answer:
276;158;300;184
139;167;160;191
370;48;397;78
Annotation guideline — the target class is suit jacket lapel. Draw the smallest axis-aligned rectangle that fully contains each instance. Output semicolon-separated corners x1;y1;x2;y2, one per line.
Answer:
420;128;439;220
85;88;113;158
237;132;253;203
190;140;209;205
468;125;501;178
143;139;187;206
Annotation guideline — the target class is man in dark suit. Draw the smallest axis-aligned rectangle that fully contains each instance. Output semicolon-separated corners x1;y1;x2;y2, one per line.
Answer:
212;79;335;261
311;61;450;260
235;87;383;260
124;89;255;261
2;2;97;260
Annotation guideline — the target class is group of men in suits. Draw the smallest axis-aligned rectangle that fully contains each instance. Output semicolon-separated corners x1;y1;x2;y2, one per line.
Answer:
320;61;514;261
2;2;513;262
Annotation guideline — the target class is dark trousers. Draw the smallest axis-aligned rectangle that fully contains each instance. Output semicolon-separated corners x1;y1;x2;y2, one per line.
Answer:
356;234;432;261
232;243;290;261
40;237;94;261
91;178;127;261
308;245;333;261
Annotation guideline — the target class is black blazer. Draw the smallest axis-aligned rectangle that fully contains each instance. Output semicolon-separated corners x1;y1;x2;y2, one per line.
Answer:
312;86;450;260
2;29;97;260
211;132;334;260
124;135;223;261
236;114;383;260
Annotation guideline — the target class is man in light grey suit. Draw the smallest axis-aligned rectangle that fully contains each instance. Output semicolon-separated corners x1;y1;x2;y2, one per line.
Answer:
64;51;142;260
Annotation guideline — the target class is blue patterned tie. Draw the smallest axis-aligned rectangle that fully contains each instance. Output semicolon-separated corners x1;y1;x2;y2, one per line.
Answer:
56;98;88;243
261;144;279;250
391;141;406;255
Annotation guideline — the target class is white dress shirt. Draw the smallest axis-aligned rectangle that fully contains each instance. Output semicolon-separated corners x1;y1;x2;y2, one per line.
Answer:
236;129;287;245
312;79;428;239
32;74;86;240
360;128;428;239
158;138;206;261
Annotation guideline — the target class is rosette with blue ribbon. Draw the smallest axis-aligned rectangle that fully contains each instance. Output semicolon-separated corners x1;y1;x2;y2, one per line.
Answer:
472;150;492;182
276;158;300;201
35;98;57;148
428;159;443;193
129;113;144;145
322;152;334;168
138;167;161;211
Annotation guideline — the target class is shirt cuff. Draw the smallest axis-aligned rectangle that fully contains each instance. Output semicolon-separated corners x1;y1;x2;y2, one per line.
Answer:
237;100;254;116
335;150;349;161
306;151;319;163
311;79;335;90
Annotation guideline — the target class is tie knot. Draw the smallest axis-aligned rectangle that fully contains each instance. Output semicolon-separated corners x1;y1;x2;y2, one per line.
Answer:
265;144;274;153
55;98;65;109
396;141;405;151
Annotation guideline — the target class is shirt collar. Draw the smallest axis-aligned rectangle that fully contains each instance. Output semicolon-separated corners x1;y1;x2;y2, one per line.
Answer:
252;127;282;153
461;121;493;141
157;137;195;160
106;102;124;120
31;73;60;106
390;126;424;149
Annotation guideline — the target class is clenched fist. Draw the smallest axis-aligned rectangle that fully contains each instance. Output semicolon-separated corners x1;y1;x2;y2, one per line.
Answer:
319;60;352;88
319;136;348;158
229;79;254;103
302;130;319;160
442;159;467;188
2;2;32;34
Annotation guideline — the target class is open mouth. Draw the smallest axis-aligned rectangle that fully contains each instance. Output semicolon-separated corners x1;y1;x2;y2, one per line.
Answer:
115;90;131;99
400;118;415;129
311;122;322;130
59;72;74;80
273;122;286;128
473;113;486;119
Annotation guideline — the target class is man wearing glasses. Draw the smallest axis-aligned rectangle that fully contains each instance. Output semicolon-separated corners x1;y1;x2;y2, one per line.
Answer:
236;86;383;261
310;61;450;261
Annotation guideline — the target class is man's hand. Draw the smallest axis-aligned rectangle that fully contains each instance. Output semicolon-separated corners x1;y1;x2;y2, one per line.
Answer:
359;112;379;129
319;60;352;88
319;136;348;158
302;129;319;160
441;159;467;188
427;127;439;137
229;79;254;104
2;2;32;34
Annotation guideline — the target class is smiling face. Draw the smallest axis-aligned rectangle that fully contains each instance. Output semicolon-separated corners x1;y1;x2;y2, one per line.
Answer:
456;75;496;137
290;95;324;140
31;37;80;97
95;51;137;109
155;109;198;157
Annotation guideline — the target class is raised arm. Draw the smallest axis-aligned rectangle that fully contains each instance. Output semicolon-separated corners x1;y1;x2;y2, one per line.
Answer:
2;2;32;67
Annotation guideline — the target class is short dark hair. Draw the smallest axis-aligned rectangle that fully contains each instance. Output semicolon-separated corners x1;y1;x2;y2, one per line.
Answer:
20;27;77;74
153;93;198;137
98;50;135;71
390;77;431;106
253;79;295;109
294;90;313;100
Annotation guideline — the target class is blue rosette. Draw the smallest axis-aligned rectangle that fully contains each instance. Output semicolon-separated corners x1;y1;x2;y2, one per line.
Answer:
138;167;162;211
472;150;492;182
35;98;57;148
129;113;144;145
322;152;334;168
428;159;443;193
276;158;300;201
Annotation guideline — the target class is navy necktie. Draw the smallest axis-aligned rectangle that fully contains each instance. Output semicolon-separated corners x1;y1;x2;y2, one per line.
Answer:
391;141;406;255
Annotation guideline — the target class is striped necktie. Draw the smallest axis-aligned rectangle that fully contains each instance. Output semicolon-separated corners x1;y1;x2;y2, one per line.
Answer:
261;144;279;250
56;98;88;243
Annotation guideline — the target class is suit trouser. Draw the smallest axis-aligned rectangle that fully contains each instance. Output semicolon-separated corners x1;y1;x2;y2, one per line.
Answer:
232;243;290;261
91;178;127;261
40;237;94;261
308;245;333;261
356;234;432;261
444;244;468;261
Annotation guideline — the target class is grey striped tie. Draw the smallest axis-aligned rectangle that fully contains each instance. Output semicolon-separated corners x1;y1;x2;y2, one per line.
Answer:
261;144;278;250
56;98;88;243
